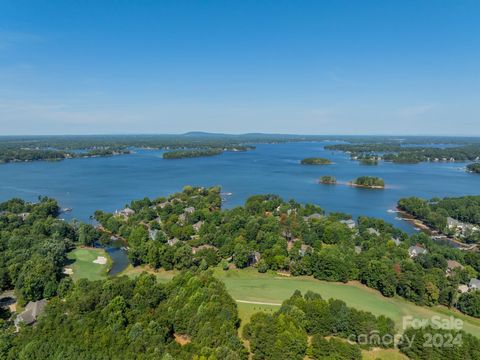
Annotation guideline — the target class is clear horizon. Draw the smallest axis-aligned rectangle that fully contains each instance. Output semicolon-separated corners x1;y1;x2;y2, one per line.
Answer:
1;1;480;136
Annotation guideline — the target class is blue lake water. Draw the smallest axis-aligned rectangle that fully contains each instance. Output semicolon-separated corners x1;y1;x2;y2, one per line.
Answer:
1;141;478;235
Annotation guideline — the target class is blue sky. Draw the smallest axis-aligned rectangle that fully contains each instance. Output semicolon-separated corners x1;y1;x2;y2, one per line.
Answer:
0;0;479;135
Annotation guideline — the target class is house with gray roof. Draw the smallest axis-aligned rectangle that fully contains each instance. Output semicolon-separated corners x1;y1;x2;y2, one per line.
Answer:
14;299;47;331
340;219;356;229
469;278;480;291
148;229;158;240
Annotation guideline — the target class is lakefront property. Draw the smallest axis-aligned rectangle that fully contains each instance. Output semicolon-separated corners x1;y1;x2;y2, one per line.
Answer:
2;1;480;359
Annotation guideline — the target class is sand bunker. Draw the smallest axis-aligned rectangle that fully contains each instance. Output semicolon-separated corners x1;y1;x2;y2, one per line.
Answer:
63;268;73;275
93;256;107;265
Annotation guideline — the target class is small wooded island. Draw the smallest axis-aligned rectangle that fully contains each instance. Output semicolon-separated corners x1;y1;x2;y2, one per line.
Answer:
319;175;337;184
467;163;480;174
300;157;332;165
351;176;385;189
163;149;223;159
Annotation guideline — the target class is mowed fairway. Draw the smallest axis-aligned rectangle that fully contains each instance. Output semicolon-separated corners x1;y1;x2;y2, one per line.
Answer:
212;268;480;337
67;248;112;281
116;265;480;337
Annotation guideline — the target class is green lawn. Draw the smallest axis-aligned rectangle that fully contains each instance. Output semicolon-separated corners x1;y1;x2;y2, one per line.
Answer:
67;248;112;281
109;265;480;337
212;268;480;337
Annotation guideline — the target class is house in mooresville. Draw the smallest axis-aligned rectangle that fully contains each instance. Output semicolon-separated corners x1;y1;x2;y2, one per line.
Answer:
192;221;204;233
178;214;187;224
392;237;402;246
340;219;356;229
354;245;362;254
299;244;312;257
184;206;195;214
19;212;30;221
148;229;158;240
366;228;380;236
157;201;170;209
469;278;480;291
14;299;47;331
116;207;135;218
458;284;469;294
167;238;179;246
408;245;428;258
302;213;323;222
281;229;294;241
446;260;464;275
447;217;480;237
247;251;261;266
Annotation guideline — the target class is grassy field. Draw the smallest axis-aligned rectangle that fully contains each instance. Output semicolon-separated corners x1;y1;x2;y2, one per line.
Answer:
115;264;480;340
121;265;480;337
66;248;112;281
214;268;480;337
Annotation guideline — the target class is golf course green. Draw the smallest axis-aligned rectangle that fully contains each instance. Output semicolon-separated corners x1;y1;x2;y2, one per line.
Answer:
66;248;112;281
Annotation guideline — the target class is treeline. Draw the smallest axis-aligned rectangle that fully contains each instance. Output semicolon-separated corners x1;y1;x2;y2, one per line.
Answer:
1;271;247;359
3;273;478;359
325;143;480;164
0;198;74;304
398;196;480;242
0;148;129;164
244;290;395;359
94;187;480;318
163;149;223;159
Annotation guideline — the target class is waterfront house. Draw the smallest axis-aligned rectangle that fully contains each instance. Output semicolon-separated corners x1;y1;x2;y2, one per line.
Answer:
340;219;356;229
458;285;469;294
408;245;428;258
117;207;135;218
19;212;30;221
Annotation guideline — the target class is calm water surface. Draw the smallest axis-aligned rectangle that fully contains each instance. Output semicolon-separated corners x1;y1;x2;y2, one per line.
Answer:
1;142;478;233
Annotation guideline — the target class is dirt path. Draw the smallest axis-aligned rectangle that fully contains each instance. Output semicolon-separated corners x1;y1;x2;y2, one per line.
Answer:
235;300;281;306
